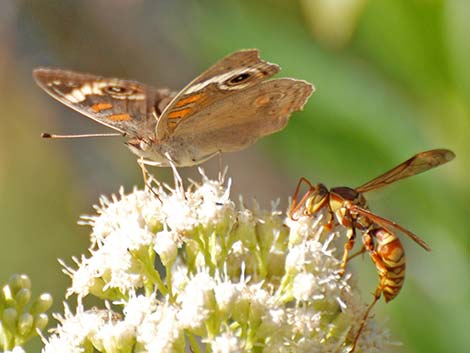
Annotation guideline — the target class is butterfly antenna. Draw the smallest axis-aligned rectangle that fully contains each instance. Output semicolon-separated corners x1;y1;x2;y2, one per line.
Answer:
41;132;124;139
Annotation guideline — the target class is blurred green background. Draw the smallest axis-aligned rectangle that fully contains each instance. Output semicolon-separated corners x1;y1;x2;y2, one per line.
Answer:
0;0;468;352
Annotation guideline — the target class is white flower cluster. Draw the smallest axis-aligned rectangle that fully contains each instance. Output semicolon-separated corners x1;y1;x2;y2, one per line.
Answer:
42;170;391;353
2;347;26;353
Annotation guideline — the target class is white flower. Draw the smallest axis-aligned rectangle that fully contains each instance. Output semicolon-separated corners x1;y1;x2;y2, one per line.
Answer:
121;293;157;327
92;319;135;353
42;304;112;353
41;171;392;353
154;229;180;266
214;280;240;313
211;331;244;353
4;347;26;353
293;272;317;301
284;211;324;246
137;304;183;353
160;186;196;232
289;306;322;338
176;271;216;330
62;225;153;299
81;188;159;245
190;170;235;226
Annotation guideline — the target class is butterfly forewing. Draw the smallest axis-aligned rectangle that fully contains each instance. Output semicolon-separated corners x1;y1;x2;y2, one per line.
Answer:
33;68;173;137
172;78;313;156
356;149;455;193
189;49;279;84
156;49;282;138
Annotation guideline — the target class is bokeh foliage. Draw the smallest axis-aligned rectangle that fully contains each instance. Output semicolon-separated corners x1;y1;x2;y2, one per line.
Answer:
0;0;467;352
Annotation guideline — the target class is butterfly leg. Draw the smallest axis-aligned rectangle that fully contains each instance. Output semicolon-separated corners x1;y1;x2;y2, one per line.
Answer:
217;151;223;181
196;150;223;166
137;157;162;202
138;157;149;185
164;153;183;191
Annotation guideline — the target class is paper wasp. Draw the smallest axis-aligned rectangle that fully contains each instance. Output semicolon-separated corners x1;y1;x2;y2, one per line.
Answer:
289;149;455;352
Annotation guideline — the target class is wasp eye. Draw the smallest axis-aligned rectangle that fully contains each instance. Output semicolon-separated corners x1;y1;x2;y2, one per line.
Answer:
227;73;251;85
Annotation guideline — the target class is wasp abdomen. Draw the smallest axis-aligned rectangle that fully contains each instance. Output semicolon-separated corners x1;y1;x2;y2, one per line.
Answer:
373;228;406;302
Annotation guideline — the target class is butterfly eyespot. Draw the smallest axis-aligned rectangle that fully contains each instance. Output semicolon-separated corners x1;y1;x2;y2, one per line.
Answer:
226;73;251;85
104;85;135;95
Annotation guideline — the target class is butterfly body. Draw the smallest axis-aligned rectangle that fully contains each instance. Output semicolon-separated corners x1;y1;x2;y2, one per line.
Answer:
34;49;314;167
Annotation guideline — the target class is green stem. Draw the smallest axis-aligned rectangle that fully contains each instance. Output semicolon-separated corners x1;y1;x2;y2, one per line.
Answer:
187;333;203;353
145;266;167;296
166;264;174;302
195;231;215;273
274;274;293;304
0;328;13;351
254;250;267;279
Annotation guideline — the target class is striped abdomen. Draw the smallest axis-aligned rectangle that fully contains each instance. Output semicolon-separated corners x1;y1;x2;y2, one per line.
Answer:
372;228;406;302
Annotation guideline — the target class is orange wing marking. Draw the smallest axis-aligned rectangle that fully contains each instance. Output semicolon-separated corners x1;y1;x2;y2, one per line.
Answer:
168;121;178;130
91;102;113;112
254;95;271;107
107;113;132;121
167;107;192;120
174;93;204;108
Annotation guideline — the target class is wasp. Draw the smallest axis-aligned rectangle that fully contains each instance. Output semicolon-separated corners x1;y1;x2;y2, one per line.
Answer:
289;149;455;352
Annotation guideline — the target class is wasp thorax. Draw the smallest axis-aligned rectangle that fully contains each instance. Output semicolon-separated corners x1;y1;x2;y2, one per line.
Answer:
331;186;359;202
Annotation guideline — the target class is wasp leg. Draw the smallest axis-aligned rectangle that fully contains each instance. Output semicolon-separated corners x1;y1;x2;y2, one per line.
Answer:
338;226;356;276
289;177;315;220
349;231;387;352
349;291;381;353
348;246;367;261
322;209;335;232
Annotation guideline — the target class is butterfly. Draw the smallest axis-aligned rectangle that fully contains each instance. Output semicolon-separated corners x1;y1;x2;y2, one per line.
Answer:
34;49;314;167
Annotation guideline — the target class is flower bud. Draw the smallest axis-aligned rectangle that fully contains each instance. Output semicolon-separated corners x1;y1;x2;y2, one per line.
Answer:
3;307;18;331
34;313;49;331
8;274;31;295
15;288;31;308
31;293;53;315
18;313;34;336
